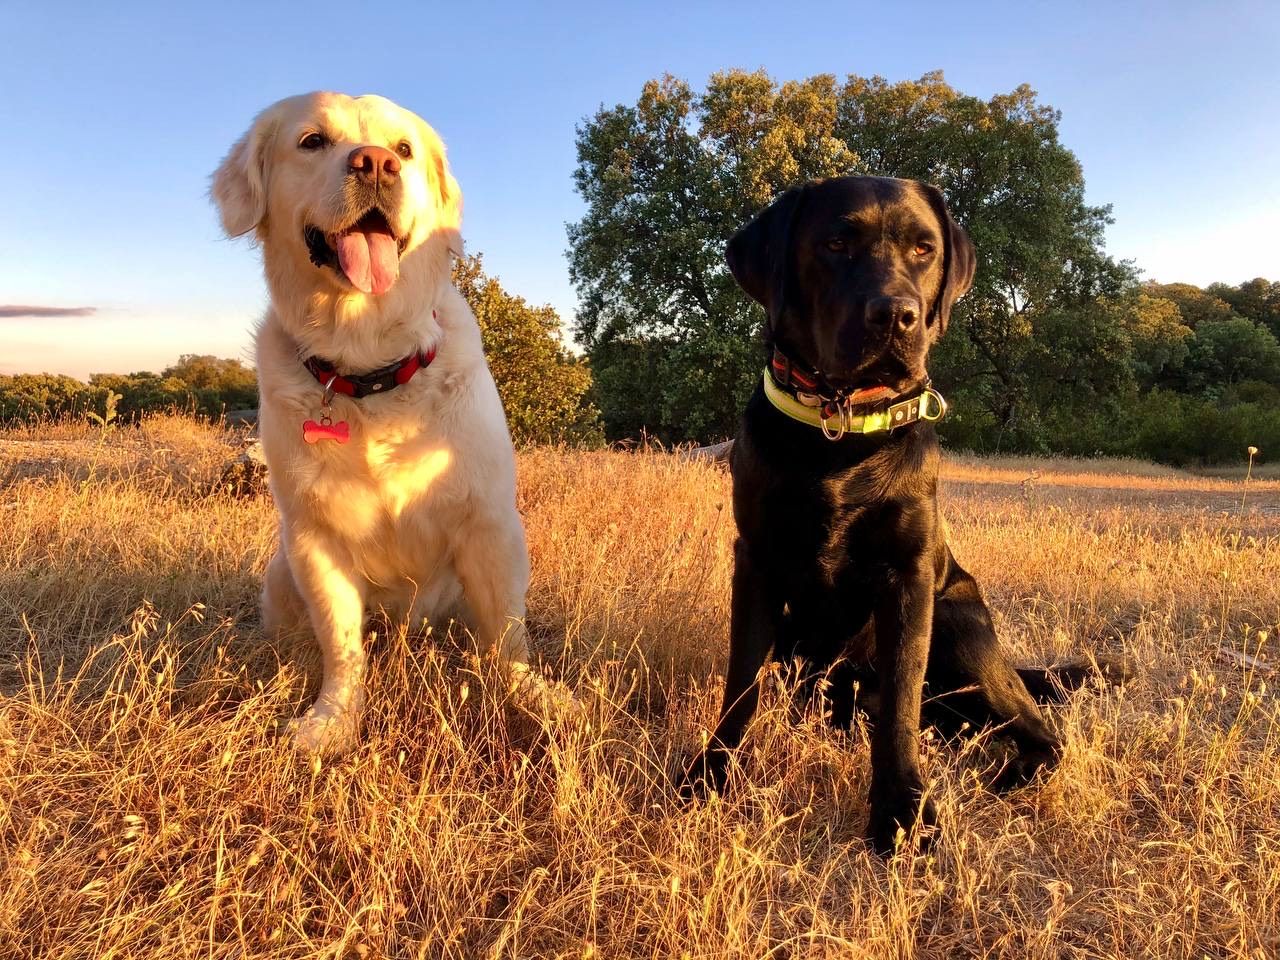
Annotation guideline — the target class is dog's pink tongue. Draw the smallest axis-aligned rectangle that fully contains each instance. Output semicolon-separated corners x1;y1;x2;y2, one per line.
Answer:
335;228;399;295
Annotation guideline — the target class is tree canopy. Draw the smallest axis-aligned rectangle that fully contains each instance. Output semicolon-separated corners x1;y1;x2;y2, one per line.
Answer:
1207;277;1280;338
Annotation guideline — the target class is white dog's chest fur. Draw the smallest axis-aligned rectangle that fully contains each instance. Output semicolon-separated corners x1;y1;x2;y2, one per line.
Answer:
283;410;461;611
256;291;516;621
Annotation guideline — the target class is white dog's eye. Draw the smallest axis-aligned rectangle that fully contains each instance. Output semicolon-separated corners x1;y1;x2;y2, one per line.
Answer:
298;132;329;151
396;141;413;160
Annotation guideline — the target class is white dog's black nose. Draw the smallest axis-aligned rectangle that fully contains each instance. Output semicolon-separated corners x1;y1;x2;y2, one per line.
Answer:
348;145;401;186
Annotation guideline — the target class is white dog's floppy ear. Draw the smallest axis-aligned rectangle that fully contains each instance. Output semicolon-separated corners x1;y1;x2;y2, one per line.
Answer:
417;120;463;246
434;152;463;233
428;147;463;252
211;109;277;238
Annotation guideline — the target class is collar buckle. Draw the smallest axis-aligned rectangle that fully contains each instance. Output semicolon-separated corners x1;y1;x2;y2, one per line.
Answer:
820;406;846;441
886;385;947;430
920;387;947;422
321;373;340;408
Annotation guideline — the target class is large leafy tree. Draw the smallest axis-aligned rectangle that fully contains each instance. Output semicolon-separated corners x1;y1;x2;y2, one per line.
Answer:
569;69;1130;444
1184;316;1280;390
452;254;601;445
1111;293;1194;391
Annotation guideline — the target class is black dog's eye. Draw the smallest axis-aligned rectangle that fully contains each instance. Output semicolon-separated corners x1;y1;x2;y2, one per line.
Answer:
826;238;846;252
298;132;329;151
913;241;935;257
396;141;413;159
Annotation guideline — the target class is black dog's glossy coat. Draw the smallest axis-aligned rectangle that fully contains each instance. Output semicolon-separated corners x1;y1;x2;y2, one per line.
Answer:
685;177;1127;854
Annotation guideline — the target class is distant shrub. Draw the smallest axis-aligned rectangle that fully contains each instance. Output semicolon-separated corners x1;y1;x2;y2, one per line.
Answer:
0;356;257;425
0;374;104;423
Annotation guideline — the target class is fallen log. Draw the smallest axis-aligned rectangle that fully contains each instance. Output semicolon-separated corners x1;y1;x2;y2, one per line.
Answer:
679;439;735;465
216;439;268;496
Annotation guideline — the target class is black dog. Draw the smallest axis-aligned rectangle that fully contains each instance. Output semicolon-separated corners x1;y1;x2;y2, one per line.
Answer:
684;176;1129;854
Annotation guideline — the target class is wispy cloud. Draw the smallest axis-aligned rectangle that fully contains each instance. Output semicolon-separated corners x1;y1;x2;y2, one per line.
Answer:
0;305;97;319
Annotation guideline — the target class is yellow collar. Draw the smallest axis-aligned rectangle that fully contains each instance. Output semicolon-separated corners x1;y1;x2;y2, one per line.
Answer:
761;370;947;440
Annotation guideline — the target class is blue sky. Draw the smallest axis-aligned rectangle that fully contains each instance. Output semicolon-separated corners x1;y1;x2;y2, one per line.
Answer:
1;1;1277;378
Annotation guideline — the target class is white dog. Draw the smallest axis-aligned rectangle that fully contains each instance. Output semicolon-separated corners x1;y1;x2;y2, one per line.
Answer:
213;92;538;755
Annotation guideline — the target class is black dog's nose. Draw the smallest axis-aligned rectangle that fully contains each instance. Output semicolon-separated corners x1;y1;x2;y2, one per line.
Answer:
347;145;401;186
866;296;920;333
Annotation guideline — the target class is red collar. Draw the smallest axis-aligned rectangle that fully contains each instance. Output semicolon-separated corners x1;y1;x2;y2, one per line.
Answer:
303;346;437;400
769;345;900;411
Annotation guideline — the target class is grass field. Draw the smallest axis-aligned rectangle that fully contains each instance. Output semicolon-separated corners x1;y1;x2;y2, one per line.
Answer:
1;417;1278;958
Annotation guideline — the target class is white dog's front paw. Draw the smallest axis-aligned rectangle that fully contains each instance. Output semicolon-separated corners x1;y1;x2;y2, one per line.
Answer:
508;661;582;717
285;702;361;757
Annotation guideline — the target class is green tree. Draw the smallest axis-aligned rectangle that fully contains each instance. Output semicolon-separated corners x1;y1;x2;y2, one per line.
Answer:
1113;293;1194;391
88;372;193;419
1207;277;1280;337
1184;316;1280;390
452;254;601;445
1129;390;1280;466
1143;282;1234;329
569;69;1129;443
163;355;258;412
0;373;97;421
0;366;259;424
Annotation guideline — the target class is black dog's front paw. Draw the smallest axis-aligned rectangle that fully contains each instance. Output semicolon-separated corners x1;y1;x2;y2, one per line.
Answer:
990;741;1062;793
867;776;937;855
678;748;730;803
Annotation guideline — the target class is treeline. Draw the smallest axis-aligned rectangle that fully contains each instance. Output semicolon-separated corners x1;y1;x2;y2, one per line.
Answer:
983;278;1279;466
0;256;601;446
568;69;1277;465
0;355;258;423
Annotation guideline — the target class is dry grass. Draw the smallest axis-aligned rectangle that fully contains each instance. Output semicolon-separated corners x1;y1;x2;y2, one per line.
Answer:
1;416;1278;959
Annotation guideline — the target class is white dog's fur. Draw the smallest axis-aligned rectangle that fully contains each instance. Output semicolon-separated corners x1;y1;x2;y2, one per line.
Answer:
213;92;535;754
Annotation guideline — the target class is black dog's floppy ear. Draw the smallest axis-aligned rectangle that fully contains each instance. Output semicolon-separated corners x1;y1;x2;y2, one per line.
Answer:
920;184;976;335
726;185;806;324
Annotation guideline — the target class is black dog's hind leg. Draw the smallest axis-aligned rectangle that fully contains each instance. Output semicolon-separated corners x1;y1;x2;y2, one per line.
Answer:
923;561;1063;791
1016;655;1137;703
681;539;783;797
816;621;878;731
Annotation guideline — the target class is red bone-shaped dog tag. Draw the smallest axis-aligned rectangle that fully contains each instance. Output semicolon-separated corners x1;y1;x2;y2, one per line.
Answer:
303;419;350;444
